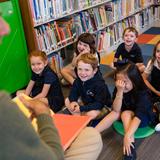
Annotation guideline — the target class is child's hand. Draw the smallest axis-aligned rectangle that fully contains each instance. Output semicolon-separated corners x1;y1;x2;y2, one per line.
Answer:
116;80;125;93
73;105;80;113
123;134;134;156
70;102;79;112
80;48;90;54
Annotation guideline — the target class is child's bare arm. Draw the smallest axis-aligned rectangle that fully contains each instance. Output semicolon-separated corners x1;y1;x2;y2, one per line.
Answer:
136;63;145;72
142;72;160;96
123;117;140;155
33;84;51;99
112;80;124;112
71;53;78;67
25;80;35;96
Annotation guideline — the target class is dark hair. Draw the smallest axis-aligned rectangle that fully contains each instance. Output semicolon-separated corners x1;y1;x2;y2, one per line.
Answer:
123;27;138;38
115;63;147;91
76;53;98;70
28;50;48;62
75;33;96;55
150;40;160;64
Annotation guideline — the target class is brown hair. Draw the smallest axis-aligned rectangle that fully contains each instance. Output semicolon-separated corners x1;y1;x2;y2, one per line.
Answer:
75;33;96;55
123;27;138;38
28;50;48;62
76;53;98;70
115;62;147;91
150;40;160;64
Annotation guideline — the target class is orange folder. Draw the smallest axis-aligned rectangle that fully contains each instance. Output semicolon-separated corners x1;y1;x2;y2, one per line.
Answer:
52;114;91;151
12;94;91;151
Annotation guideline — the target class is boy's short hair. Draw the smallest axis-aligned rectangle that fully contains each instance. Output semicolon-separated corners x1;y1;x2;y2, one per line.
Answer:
76;53;98;70
123;27;138;38
28;50;48;62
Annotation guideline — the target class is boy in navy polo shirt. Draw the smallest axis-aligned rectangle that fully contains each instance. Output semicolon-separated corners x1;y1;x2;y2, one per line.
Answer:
65;53;111;120
113;27;145;72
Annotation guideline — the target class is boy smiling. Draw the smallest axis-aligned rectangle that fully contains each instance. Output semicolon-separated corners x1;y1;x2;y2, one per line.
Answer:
65;53;111;119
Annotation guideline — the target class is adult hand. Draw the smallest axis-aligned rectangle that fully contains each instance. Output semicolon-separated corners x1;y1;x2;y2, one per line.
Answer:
19;96;50;117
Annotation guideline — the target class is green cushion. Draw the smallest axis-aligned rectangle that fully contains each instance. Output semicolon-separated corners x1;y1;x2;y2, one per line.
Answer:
113;121;155;138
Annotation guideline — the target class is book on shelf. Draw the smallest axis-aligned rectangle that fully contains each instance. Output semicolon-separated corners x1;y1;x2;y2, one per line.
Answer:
48;53;63;77
104;2;114;24
49;55;58;73
87;9;97;31
12;94;91;151
46;23;58;50
56;18;74;44
25;0;155;56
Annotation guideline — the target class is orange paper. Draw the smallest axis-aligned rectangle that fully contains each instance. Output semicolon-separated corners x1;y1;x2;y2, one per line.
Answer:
52;114;91;151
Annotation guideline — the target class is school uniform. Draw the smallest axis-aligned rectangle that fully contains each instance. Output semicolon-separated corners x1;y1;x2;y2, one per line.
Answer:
113;89;156;127
114;43;143;67
69;72;111;112
31;65;64;112
144;59;160;102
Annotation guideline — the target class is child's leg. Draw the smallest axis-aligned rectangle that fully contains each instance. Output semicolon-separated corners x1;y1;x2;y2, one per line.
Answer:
61;64;76;85
85;110;101;120
121;110;134;134
95;110;120;132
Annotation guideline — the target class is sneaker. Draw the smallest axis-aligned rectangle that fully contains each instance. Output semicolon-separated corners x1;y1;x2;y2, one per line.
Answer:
155;123;160;132
122;143;137;160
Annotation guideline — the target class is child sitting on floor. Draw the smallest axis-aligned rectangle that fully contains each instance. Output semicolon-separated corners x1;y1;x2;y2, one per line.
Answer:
96;63;157;160
61;33;100;85
65;53;111;120
113;27;145;72
16;50;64;112
142;40;160;104
142;40;160;131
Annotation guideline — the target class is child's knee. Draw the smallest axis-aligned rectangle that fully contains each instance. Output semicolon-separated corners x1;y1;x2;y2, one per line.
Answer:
121;110;134;118
65;98;70;107
111;110;120;120
86;110;100;119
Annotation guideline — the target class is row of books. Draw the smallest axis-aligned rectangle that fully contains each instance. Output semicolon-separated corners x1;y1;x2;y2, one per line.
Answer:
30;0;107;25
48;52;63;77
34;18;76;53
30;0;154;25
46;7;152;73
96;7;154;53
34;5;155;55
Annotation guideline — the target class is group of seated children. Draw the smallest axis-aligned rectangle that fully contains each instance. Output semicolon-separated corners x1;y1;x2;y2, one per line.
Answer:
17;27;160;160
0;16;103;160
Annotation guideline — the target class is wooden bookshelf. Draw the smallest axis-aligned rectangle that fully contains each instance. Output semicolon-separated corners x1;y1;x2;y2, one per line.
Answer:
18;0;157;57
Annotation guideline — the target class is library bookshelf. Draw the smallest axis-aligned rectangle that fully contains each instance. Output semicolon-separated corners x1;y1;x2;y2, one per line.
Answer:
19;0;159;72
